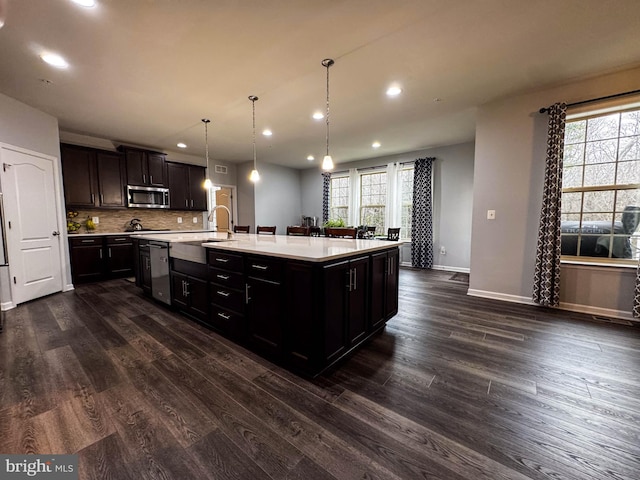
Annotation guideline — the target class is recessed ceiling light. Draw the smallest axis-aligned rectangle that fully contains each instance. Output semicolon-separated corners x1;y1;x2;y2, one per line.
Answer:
71;0;96;7
177;142;187;149
386;86;402;97
312;112;324;120
40;53;69;68
372;141;381;148
262;129;272;136
307;155;315;161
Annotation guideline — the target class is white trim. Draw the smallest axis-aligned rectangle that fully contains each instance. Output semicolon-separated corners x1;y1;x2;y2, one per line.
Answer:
432;264;470;274
1;300;16;311
63;283;75;293
467;289;536;305
558;301;636;322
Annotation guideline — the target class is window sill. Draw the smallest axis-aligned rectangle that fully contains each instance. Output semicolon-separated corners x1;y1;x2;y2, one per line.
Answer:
561;258;638;270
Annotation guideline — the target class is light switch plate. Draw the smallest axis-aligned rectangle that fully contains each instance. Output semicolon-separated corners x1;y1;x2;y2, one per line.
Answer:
177;217;183;224
193;217;198;223
92;216;99;224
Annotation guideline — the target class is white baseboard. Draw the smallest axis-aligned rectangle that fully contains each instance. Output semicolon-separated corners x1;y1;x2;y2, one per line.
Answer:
1;300;16;311
432;264;470;274
63;283;75;292
467;288;536;305
467;288;637;322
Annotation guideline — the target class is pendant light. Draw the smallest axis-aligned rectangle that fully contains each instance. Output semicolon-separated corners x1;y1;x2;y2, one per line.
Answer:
202;118;213;189
249;95;260;182
321;58;335;171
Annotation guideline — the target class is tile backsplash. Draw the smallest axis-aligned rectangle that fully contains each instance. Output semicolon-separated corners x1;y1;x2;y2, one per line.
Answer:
67;208;207;233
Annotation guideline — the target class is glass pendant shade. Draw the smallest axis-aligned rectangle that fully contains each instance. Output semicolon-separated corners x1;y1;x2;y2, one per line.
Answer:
249;169;260;182
322;155;334;170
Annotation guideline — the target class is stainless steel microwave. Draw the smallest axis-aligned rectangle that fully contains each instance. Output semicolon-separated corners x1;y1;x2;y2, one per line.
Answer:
127;185;170;209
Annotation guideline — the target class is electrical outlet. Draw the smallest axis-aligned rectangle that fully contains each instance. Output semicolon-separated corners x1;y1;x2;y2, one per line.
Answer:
177;217;183;224
487;209;496;220
92;216;99;224
193;217;198;223
440;246;446;255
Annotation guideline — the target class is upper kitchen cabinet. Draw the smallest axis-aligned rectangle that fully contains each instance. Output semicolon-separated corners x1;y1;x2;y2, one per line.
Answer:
61;144;126;209
166;162;207;211
122;147;167;187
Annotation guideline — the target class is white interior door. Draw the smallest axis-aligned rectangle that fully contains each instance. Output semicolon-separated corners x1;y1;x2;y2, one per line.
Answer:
0;146;63;305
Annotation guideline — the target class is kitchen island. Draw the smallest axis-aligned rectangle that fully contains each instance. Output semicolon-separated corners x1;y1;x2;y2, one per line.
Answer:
133;232;399;376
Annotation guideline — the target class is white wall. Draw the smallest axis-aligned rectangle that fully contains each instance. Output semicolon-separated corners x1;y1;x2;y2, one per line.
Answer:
0;93;69;306
236;161;256;230
254;162;302;235
470;65;640;318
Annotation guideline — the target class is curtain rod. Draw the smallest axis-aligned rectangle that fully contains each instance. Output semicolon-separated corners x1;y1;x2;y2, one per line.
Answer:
539;89;640;114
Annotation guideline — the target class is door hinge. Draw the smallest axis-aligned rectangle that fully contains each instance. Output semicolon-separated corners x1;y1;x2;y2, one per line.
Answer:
13;276;17;284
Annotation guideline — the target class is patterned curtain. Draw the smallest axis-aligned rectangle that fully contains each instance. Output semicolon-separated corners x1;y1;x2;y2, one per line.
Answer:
532;103;567;307
322;172;331;224
634;262;640;318
411;157;435;268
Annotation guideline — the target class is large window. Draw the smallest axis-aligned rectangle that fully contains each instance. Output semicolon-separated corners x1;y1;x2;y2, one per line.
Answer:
328;164;415;239
329;175;349;224
561;106;640;262
360;171;387;234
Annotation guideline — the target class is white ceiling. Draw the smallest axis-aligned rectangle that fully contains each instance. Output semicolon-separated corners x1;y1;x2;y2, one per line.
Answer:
1;0;640;169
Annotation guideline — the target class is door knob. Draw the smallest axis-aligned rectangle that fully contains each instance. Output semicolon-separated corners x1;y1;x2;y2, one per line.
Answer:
52;231;60;236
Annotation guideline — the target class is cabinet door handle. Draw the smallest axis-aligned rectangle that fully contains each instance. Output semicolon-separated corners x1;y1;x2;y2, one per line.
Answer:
245;283;251;303
216;290;230;297
251;264;268;271
100;194;104;205
99;249;103;259
150;175;153;184
215;257;229;263
185;199;189;208
191;199;194;208
108;247;112;258
143;174;147;184
217;312;231;320
216;274;230;280
81;239;94;243
91;193;95;204
346;269;352;291
352;267;357;291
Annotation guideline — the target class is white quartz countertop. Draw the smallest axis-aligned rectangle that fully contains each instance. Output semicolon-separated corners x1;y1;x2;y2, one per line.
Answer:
201;234;400;262
131;231;229;242
69;229;214;238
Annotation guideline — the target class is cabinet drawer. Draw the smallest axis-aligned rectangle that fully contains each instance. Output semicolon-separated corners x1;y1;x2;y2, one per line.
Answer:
209;267;244;289
246;256;283;282
106;235;131;244
210;284;245;313
208;250;243;271
70;236;103;246
209;304;245;336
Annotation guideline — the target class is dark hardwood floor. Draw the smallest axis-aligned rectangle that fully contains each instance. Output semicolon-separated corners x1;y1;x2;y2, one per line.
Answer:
1;268;639;479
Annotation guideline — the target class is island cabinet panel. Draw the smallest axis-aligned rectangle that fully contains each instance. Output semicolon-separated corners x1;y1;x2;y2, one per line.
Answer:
170;258;208;321
207;250;245;337
246;255;285;357
370;248;400;330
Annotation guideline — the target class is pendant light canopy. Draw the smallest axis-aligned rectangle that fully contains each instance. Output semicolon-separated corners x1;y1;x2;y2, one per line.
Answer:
321;58;335;171
249;95;260;182
202;118;213;189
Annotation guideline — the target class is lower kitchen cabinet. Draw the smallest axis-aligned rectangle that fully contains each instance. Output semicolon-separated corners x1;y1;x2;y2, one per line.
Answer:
171;258;208;321
370;248;399;330
137;241;152;294
69;235;133;284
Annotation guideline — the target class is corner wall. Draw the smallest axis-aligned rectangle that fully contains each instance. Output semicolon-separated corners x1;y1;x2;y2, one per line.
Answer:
470;65;640;318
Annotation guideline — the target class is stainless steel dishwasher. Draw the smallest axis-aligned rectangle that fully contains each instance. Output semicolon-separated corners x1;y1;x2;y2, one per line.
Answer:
149;241;171;305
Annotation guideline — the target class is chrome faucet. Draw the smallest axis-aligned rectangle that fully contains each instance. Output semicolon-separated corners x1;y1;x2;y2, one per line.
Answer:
207;205;233;239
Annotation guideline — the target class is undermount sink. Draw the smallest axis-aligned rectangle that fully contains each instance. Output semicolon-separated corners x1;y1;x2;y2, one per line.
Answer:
170;238;230;264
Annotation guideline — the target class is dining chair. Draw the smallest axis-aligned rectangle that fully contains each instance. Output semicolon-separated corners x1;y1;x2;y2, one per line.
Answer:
387;227;401;241
256;225;277;235
325;227;357;239
233;225;250;233
286;226;311;236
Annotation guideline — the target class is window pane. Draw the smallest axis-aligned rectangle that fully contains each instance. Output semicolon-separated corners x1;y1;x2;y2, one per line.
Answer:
561;191;582;212
565;120;586;144
619;135;640;161
583;163;615;187
564;144;584;166
583;190;614;212
582;212;614;225
585;139;618;164
562;165;583;188
360;206;385;233
620;111;640;137
615;189;640;212
617;160;640;184
578;235;611;257
586;113;620;141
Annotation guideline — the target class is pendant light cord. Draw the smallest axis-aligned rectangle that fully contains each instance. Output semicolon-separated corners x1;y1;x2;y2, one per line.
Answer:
322;59;334;157
249;96;258;170
202;118;211;164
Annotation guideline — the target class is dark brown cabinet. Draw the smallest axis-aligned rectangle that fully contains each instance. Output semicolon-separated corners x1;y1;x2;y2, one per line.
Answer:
208;250;245;337
322;256;369;363
171;259;208;321
134;239;152;295
370;248;399;330
69;235;133;284
61;144;126;209
166;162;207;211
123;148;167;187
